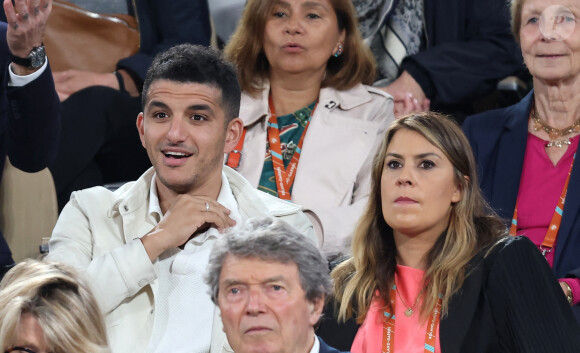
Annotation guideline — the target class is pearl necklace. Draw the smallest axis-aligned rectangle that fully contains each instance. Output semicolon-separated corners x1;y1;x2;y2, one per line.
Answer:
532;107;580;148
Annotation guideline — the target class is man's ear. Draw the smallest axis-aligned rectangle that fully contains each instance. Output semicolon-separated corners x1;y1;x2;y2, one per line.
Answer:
224;117;244;154
308;295;325;327
136;112;146;148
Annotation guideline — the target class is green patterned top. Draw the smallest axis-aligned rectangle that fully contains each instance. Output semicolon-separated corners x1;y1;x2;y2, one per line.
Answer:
258;101;316;198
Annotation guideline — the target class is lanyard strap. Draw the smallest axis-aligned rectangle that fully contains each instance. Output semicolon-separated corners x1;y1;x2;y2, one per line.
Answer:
509;153;576;256
266;94;317;200
382;285;442;353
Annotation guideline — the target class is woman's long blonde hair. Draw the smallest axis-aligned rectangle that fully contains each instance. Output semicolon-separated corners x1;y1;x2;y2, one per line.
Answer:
223;0;376;96
0;259;110;353
332;112;506;322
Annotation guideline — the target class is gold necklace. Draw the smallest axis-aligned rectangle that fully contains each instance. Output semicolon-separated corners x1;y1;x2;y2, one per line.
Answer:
395;284;423;317
532;107;580;148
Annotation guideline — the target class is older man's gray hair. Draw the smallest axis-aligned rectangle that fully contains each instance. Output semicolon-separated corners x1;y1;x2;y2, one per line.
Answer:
205;217;332;304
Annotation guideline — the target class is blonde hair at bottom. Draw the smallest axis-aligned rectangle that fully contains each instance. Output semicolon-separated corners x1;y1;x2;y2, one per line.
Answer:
0;259;110;353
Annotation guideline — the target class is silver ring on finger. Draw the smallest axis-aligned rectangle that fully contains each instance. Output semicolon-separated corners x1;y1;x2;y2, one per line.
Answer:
34;7;40;15
205;202;210;212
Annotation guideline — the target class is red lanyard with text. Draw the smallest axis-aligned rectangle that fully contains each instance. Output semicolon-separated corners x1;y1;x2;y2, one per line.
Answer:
266;94;318;200
509;153;575;256
382;285;442;353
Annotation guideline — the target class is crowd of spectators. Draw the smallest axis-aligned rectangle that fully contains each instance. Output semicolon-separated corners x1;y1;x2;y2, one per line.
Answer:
2;0;580;352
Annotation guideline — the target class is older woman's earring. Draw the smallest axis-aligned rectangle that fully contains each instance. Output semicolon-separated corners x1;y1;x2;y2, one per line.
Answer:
334;43;343;57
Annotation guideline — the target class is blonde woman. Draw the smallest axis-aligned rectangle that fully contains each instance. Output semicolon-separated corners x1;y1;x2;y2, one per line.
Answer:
0;259;109;353
332;113;580;352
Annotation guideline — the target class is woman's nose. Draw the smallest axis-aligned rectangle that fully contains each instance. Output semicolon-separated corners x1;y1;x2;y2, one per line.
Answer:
396;168;414;186
285;16;303;35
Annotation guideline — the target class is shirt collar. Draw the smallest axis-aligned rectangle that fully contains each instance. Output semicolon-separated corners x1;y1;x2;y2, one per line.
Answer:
310;335;320;353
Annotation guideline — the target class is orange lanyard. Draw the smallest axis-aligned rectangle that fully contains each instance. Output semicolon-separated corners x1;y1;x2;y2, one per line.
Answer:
509;153;575;256
266;94;317;200
382;285;442;353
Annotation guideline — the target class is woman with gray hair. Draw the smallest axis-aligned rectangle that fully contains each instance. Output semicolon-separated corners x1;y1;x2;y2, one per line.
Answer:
0;259;109;353
205;217;344;353
463;0;580;323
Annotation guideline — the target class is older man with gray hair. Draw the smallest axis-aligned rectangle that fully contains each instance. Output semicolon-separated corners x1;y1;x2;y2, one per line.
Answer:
205;217;345;353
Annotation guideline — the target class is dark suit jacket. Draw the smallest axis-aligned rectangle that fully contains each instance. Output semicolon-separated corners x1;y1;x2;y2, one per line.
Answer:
0;22;60;272
318;336;348;353
463;91;580;321
117;0;211;84
440;236;580;352
318;237;580;352
400;0;524;117
0;0;212;86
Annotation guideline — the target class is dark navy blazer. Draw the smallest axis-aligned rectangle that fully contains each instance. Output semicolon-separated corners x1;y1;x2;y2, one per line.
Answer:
318;336;348;353
0;22;60;272
117;0;212;83
0;0;212;84
463;90;580;321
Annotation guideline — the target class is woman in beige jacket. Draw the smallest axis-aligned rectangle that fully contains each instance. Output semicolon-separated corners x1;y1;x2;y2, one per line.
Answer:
224;0;394;258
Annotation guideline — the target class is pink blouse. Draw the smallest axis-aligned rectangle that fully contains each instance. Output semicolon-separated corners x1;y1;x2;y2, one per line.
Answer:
515;133;580;304
351;265;441;353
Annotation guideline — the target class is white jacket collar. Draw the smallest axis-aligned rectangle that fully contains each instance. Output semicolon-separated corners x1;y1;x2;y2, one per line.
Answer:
107;167;155;217
107;166;303;219
239;82;378;126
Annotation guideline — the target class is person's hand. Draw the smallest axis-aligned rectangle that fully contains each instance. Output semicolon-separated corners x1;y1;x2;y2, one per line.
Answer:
4;0;52;74
141;195;237;261
560;281;573;305
53;69;118;101
379;70;430;118
387;91;431;119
